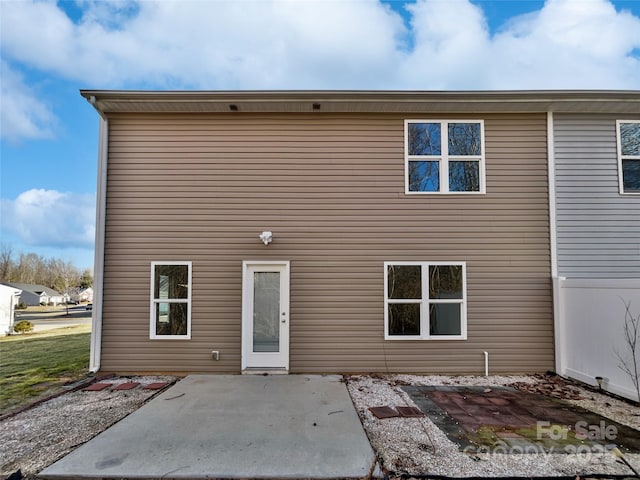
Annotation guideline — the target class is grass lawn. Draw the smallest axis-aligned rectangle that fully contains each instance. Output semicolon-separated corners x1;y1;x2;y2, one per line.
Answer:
0;325;91;415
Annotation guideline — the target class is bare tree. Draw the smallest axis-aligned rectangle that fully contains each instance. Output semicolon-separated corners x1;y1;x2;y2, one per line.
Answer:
0;248;87;299
16;253;40;284
52;259;81;295
0;243;13;281
615;299;640;402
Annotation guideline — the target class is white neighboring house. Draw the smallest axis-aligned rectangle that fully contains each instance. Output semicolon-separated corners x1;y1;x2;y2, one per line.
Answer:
0;284;22;335
0;283;66;306
70;287;93;303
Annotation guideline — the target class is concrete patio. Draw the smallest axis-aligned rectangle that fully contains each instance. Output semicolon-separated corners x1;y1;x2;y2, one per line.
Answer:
40;374;378;479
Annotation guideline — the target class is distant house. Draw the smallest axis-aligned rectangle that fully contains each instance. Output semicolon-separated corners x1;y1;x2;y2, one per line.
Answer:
70;287;94;303
0;284;22;335
0;283;65;306
81;90;638;385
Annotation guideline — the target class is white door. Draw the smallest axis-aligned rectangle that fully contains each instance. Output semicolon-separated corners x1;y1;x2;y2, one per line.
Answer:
242;261;290;371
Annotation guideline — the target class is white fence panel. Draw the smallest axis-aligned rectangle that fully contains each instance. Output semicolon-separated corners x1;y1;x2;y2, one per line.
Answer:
557;278;640;401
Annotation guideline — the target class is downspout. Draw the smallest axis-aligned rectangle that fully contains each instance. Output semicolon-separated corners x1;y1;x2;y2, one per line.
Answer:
89;99;108;373
547;111;564;376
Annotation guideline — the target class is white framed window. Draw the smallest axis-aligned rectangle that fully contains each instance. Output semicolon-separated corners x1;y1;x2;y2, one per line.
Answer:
405;120;485;194
617;120;640;194
384;262;467;340
150;261;192;339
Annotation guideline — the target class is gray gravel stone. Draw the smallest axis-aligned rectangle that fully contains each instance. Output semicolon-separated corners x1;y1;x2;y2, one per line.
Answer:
346;374;640;478
0;376;176;478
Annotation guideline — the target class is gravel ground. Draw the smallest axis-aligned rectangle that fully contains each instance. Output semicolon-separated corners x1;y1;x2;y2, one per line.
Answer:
0;376;177;479
346;374;640;478
1;373;639;479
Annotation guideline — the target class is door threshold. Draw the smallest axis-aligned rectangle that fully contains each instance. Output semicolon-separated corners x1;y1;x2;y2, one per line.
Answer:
242;368;289;375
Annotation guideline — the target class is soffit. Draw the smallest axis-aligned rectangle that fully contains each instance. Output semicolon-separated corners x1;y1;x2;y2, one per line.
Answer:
80;90;640;116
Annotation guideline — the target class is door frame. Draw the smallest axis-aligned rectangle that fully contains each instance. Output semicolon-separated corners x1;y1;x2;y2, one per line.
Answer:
241;261;290;372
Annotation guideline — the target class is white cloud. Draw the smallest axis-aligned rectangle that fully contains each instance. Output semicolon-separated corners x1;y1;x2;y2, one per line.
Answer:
0;60;56;143
399;0;491;89
0;0;406;89
0;189;95;249
0;0;639;93
486;0;640;89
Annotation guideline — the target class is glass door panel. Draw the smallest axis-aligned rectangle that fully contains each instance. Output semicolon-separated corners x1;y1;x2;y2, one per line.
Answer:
252;272;280;352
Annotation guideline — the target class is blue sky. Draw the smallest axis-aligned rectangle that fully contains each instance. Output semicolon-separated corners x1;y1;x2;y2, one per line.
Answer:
1;0;640;271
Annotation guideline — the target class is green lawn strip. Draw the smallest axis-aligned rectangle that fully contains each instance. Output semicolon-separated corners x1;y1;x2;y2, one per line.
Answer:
0;329;91;413
1;324;91;342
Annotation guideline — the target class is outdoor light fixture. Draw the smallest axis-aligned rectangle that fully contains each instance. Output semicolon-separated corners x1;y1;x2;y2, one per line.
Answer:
259;231;273;245
595;376;604;390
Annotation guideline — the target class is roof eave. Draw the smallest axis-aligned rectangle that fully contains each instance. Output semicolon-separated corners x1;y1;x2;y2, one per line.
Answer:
80;90;640;115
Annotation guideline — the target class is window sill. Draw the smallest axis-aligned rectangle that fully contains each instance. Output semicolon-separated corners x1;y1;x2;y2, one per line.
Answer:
385;336;467;341
149;335;192;340
405;191;486;195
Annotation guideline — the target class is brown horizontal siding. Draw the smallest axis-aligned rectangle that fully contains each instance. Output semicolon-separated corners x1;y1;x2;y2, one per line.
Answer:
100;112;552;375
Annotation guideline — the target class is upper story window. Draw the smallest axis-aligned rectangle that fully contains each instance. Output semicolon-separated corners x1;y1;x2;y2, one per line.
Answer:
617;120;640;194
405;120;485;194
150;261;192;339
384;262;467;340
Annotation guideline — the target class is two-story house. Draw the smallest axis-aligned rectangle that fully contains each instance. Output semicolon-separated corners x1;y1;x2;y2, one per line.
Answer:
81;90;639;397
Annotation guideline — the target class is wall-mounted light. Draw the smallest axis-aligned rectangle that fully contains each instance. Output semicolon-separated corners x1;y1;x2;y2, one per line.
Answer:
259;231;273;245
229;104;238;111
